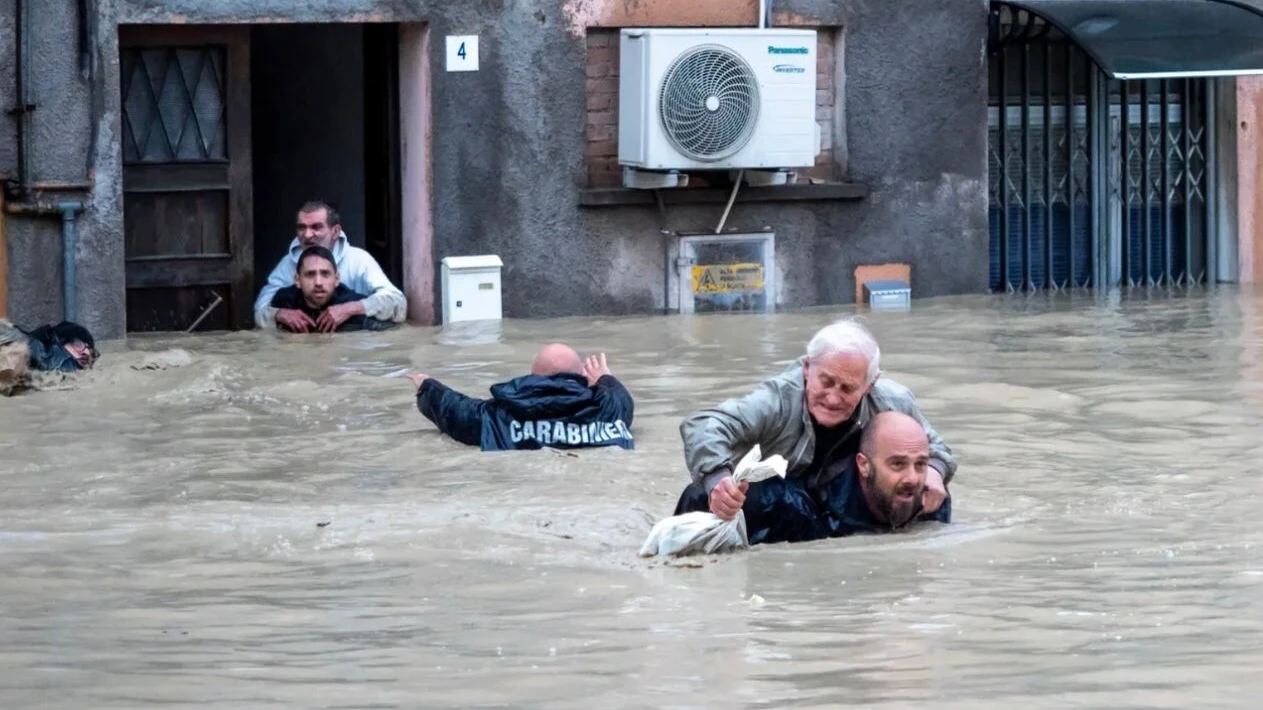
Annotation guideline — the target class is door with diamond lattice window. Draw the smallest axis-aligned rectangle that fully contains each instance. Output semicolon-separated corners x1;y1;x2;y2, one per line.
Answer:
120;26;253;332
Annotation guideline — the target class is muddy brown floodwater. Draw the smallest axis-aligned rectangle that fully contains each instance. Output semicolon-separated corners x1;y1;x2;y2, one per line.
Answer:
4;288;1263;709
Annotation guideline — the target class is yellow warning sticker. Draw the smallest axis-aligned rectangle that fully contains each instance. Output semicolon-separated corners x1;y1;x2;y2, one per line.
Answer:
692;263;765;294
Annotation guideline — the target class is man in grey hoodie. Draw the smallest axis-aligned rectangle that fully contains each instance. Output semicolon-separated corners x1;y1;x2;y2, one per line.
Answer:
678;318;956;521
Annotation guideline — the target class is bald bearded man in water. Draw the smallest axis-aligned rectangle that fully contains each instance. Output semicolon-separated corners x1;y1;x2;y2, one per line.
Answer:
406;344;636;451
676;410;953;546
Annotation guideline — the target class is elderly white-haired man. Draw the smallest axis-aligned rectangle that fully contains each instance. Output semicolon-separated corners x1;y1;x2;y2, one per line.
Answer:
677;317;956;522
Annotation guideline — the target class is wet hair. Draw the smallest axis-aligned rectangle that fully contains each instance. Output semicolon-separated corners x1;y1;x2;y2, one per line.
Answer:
28;321;96;351
806;318;881;384
26;320;99;365
298;200;341;228
297;246;338;274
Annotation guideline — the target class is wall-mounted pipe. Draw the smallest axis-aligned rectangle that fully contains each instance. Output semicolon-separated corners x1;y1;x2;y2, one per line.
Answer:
0;192;7;319
59;202;84;322
9;0;95;200
78;0;93;78
758;0;767;28
653;189;671;314
79;0;102;180
23;181;93;192
3;0;95;325
3;201;68;216
11;0;35;199
4;197;85;322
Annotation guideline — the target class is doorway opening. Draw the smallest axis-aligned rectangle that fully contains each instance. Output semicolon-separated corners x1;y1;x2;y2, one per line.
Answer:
250;23;403;296
119;22;405;332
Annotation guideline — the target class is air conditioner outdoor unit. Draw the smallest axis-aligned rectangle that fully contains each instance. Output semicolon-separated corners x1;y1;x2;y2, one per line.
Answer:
618;28;819;177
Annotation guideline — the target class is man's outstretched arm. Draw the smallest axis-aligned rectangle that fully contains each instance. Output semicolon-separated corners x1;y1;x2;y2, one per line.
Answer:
409;374;487;446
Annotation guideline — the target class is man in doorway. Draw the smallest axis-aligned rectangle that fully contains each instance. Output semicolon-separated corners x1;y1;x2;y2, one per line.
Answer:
675;318;956;522
675;411;952;546
0;319;98;396
405;344;635;451
254;200;407;333
268;246;395;333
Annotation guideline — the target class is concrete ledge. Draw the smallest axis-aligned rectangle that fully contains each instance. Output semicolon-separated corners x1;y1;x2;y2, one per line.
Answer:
578;181;870;208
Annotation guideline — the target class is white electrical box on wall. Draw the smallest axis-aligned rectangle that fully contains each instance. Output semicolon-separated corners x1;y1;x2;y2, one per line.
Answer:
441;255;504;323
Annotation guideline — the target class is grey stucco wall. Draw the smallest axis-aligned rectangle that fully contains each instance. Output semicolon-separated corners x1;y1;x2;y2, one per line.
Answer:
818;0;990;303
426;0;988;316
1;0;989;338
2;0;121;331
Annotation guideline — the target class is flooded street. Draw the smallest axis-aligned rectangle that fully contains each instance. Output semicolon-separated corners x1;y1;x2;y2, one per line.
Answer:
4;288;1263;709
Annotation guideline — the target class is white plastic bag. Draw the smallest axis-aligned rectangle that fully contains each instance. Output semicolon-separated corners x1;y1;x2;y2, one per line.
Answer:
639;445;788;557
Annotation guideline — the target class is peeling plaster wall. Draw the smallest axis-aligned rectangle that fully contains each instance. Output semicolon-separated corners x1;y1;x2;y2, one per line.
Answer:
1;0;116;329
820;0;990;303
2;0;989;338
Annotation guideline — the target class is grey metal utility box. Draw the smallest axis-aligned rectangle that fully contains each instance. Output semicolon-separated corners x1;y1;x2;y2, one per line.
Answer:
863;279;911;311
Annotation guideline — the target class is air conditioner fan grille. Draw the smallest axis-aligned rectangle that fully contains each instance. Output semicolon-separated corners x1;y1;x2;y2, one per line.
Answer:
658;45;760;162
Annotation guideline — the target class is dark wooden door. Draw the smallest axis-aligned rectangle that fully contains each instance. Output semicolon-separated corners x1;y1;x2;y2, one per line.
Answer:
120;25;253;332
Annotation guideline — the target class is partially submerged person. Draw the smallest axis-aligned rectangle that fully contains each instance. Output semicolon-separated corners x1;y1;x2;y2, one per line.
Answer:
0;319;98;396
268;246;395;333
675;318;956;527
848;412;952;533
406;344;635;451
254;200;407;333
679;411;951;545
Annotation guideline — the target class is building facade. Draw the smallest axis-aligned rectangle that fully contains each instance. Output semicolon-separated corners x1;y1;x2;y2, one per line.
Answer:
0;0;1259;339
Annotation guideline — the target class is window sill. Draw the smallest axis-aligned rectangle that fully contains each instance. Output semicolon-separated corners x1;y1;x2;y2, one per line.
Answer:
578;181;870;208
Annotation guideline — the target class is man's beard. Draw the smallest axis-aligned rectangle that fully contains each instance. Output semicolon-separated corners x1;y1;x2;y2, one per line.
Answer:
303;290;331;309
867;463;922;530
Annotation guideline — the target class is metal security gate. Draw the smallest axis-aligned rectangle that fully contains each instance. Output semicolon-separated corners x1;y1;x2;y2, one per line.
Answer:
1111;80;1213;287
988;3;1215;292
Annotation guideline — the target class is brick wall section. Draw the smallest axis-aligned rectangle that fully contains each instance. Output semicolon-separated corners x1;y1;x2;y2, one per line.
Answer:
585;28;839;187
810;29;836;181
586;30;622;187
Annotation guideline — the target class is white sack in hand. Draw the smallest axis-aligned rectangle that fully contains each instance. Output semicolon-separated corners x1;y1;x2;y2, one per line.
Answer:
639;445;788;558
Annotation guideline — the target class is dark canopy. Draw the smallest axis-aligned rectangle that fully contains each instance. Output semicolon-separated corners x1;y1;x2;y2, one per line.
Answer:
1000;0;1263;79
